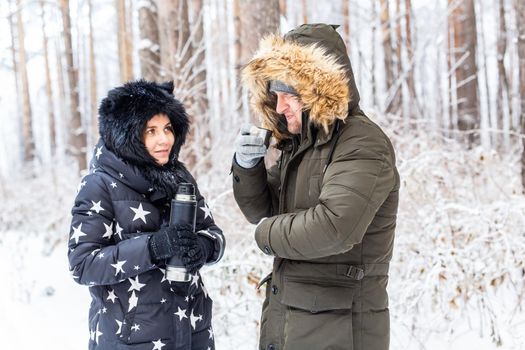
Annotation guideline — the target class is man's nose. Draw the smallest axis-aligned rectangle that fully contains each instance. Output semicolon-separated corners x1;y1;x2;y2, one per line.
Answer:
276;95;287;114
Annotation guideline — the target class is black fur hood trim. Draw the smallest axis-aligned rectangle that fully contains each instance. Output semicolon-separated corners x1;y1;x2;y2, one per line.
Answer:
98;79;189;169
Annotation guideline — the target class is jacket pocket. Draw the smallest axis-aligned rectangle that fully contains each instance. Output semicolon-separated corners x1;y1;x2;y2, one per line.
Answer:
280;278;355;349
281;277;354;313
121;301;173;345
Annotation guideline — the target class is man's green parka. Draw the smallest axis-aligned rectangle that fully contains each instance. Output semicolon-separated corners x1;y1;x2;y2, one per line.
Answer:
232;24;400;350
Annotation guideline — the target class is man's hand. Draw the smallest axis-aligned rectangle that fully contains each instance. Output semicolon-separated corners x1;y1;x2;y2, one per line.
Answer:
234;124;268;168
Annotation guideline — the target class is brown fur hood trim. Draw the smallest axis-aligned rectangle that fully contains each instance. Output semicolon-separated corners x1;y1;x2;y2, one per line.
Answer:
242;34;350;140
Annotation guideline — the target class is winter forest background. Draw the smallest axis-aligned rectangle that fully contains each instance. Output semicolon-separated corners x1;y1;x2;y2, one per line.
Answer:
1;0;524;349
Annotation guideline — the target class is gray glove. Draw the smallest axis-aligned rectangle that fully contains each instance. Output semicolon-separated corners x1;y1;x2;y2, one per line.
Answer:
234;124;268;168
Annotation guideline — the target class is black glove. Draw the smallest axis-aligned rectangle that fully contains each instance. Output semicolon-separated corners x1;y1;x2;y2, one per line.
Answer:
148;226;179;262
174;228;214;274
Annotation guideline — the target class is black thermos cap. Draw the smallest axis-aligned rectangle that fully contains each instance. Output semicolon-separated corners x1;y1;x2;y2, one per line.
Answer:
177;183;195;195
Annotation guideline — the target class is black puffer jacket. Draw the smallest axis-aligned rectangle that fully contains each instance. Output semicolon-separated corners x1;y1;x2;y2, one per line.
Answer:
68;80;224;350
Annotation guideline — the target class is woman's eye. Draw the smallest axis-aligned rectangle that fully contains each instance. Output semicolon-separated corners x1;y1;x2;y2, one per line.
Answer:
165;126;174;133
146;129;155;135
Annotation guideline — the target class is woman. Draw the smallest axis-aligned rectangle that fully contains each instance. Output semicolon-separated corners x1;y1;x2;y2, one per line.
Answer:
68;80;225;350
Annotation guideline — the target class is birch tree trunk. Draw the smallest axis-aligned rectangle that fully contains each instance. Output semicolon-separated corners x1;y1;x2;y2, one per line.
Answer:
395;0;404;119
477;0;493;147
187;0;207;112
184;0;210;171
16;0;35;162
7;0;21;131
448;0;480;147
496;0;512;149
88;0;98;146
138;0;160;81
55;40;67;154
60;0;87;171
233;0;244;121
515;0;525;190
372;0;378;107
39;0;56;155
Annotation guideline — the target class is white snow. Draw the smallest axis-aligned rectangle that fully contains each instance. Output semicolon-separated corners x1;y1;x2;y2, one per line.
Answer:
1;115;524;349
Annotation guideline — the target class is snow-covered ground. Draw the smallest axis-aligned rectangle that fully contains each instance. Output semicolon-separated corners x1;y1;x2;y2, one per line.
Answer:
0;232;522;350
1;116;525;349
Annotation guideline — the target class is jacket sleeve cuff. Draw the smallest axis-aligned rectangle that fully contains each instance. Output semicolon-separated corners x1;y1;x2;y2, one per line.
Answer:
255;217;276;256
231;155;265;175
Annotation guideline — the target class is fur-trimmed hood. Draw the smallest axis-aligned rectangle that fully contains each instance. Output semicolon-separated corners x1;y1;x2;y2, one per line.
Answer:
242;23;361;141
98;79;189;168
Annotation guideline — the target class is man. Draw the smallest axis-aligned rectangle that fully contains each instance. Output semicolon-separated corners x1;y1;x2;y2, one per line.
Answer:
231;24;399;350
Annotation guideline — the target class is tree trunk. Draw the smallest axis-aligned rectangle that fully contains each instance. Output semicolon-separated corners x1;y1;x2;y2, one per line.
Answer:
302;0;308;24
88;0;98;146
39;0;57;155
116;0;133;82
7;0;21;134
16;0;35;162
372;0;378;107
279;0;287;18
233;0;243;119
60;0;87;171
496;0;512;149
343;0;351;54
239;0;280;124
55;39;67;154
448;0;480;147
138;0;160;81
239;0;280;67
395;0;402;77
157;0;192;89
379;0;399;114
405;0;417;111
515;0;525;190
184;0;210;171
126;0;134;78
395;0;404;118
187;0;207;112
476;0;493;147
447;3;454;133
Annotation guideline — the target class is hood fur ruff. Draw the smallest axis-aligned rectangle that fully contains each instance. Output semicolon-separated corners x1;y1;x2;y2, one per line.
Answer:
98;80;189;168
242;34;350;140
97;80;190;198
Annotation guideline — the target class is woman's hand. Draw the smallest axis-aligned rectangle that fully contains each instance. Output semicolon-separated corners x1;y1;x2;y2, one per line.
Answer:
174;229;214;273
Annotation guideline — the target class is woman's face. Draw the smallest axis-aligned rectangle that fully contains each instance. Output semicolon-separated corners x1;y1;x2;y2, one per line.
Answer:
142;114;175;165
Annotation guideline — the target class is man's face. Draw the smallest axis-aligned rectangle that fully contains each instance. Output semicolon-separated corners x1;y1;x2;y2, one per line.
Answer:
275;92;304;135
